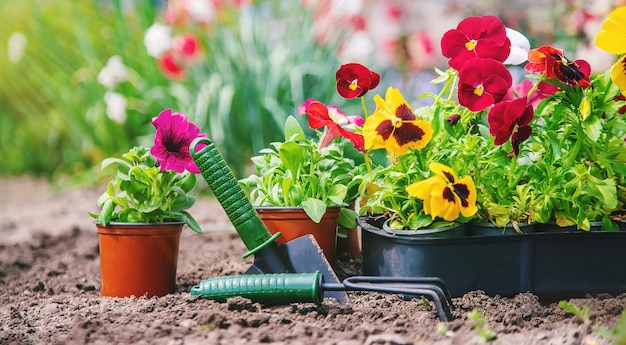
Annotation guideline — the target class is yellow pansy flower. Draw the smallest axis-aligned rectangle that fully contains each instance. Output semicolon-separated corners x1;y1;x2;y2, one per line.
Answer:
363;87;433;155
406;162;478;222
595;6;626;91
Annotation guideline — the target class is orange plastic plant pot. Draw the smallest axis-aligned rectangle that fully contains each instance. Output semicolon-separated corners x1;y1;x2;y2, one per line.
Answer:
255;207;339;264
96;222;183;298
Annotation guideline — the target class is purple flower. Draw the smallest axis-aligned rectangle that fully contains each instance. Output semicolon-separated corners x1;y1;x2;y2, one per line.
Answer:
150;109;207;173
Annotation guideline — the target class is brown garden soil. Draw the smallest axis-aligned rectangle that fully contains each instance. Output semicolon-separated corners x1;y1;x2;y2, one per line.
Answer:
1;176;625;345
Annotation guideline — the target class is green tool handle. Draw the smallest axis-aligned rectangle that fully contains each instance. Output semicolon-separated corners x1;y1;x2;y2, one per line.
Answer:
190;271;324;304
190;138;278;257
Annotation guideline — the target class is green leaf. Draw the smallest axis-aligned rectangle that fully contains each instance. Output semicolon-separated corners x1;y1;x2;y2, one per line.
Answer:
278;141;305;179
328;184;348;205
100;157;131;172
302;198;327;223
170;195;197;211
180;173;196;193
338;207;358;229
586;175;618;209
97;199;115;226
182;210;203;233
559;300;591;325
582;115;602;141
284;115;306;142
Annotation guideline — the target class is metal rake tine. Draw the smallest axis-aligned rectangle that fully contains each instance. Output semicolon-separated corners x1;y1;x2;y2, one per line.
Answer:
342;276;454;310
336;276;454;321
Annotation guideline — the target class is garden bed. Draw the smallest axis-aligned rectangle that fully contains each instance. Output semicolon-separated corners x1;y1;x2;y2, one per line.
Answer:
0;176;624;344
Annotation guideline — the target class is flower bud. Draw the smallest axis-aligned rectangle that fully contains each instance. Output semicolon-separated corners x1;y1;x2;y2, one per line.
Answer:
446;114;461;125
579;98;591;120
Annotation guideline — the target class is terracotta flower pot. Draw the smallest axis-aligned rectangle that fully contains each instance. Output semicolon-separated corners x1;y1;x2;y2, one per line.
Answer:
96;222;183;298
255;206;339;264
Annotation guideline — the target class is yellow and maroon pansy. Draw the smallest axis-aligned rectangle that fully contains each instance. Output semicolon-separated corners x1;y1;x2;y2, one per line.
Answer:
363;87;433;155
406;163;477;222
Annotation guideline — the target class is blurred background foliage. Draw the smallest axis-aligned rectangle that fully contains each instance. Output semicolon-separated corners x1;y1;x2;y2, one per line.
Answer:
0;0;620;184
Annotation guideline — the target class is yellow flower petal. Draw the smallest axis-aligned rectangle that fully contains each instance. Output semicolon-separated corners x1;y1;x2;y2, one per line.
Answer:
611;56;626;91
429;162;458;183
363;110;390;150
596;6;626;54
456;176;478;218
384;119;433;155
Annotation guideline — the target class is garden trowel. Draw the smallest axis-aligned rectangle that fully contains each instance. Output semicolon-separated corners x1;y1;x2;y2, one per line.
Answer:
189;137;347;302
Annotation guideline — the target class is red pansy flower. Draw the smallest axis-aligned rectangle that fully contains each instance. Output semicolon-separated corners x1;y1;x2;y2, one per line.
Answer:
488;97;534;155
457;58;512;112
298;98;365;152
441;15;511;70
335;63;380;99
525;45;591;88
151;109;208;173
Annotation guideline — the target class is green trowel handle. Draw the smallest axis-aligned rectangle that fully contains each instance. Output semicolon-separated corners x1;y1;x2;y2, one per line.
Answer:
190;137;278;257
190;271;323;305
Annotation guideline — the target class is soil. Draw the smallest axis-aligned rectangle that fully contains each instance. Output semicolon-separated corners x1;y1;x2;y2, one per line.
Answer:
1;176;625;345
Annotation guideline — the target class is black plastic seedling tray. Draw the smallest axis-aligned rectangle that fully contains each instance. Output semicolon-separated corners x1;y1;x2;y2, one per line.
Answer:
359;217;626;298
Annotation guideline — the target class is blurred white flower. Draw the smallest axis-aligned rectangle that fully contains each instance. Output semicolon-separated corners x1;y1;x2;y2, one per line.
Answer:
97;56;129;90
104;91;127;123
7;32;27;63
504;28;531;65
185;0;215;23
144;23;172;58
338;31;375;64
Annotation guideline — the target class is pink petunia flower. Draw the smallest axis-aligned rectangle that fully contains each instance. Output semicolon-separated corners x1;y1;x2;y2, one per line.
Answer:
487;97;534;155
457;58;512;112
151;109;208;173
298;98;365;152
440;15;511;70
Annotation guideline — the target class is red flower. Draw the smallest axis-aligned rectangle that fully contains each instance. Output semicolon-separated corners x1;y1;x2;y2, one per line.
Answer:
171;34;202;65
335;63;380;99
457;58;512;112
525;45;591;88
441;15;511;70
488;97;534;155
298;98;365;152
158;51;186;80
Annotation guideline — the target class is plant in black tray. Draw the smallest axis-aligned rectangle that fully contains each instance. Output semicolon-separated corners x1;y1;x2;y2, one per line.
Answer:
298;8;626;234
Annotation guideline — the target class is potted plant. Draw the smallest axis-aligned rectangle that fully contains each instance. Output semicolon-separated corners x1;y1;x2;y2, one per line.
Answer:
90;108;206;298
299;9;626;297
238;108;364;264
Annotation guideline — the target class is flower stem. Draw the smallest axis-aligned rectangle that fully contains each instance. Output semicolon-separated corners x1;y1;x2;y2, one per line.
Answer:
360;96;369;118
